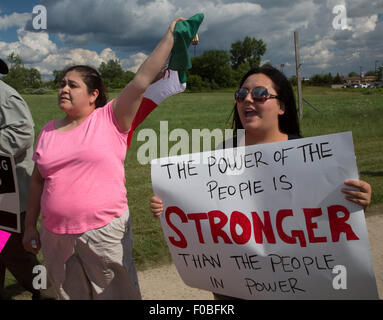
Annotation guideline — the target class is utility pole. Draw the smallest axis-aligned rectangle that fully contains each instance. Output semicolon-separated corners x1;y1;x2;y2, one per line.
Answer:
294;31;303;120
375;60;381;81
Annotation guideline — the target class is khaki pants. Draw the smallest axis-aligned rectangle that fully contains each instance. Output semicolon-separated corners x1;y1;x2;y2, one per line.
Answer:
41;211;141;300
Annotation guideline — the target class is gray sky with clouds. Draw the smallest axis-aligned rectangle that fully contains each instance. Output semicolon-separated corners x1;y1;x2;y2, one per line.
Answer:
1;0;383;79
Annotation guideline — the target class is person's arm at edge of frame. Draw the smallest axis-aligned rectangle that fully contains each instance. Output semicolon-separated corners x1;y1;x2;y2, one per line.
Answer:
0;94;34;157
112;17;185;132
23;164;44;254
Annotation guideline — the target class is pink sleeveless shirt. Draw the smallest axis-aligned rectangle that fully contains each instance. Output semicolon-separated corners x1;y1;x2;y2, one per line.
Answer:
33;100;130;234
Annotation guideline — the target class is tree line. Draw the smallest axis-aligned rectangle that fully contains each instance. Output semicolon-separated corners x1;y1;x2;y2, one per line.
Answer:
1;53;43;92
1;36;382;93
292;70;383;87
289;73;343;86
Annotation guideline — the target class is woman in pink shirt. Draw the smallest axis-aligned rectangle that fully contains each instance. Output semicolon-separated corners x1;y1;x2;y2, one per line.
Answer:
22;17;185;300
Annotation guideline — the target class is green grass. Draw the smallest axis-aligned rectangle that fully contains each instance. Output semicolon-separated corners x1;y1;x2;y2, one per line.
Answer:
3;87;383;299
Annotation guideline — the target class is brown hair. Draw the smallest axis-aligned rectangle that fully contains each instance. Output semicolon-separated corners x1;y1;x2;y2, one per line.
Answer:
231;65;301;137
63;65;108;108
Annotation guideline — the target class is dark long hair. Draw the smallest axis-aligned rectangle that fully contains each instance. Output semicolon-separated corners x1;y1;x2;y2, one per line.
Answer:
62;65;108;108
232;65;300;137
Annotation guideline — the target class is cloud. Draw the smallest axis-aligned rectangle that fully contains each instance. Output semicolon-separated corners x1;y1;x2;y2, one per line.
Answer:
35;0;176;50
35;0;265;51
348;14;378;37
33;46;147;77
0;29;57;64
346;0;383;18
0;25;147;77
121;52;148;72
1;0;382;78
300;38;337;69
0;12;30;30
41;48;109;71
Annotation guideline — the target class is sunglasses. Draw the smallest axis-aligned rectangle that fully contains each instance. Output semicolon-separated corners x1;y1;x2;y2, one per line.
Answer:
235;86;278;103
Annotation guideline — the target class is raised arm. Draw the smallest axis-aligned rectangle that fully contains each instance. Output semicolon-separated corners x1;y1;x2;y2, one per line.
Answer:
113;17;184;132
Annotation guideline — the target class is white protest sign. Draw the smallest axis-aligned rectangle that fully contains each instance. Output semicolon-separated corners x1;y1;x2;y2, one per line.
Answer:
0;152;21;233
151;132;378;300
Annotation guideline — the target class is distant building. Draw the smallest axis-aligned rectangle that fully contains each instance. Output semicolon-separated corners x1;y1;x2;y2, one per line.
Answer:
343;75;377;86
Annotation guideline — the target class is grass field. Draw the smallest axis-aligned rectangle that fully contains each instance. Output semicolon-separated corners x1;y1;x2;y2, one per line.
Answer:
3;86;383;299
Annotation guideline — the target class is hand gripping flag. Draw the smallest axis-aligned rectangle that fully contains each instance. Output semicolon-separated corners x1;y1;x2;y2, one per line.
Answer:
169;13;204;83
126;13;204;147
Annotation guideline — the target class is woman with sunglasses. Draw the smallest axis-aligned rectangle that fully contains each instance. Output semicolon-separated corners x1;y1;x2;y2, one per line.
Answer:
150;65;372;299
230;66;301;146
231;66;370;210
